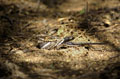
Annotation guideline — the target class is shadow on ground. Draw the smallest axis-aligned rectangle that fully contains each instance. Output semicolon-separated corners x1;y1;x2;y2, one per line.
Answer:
0;0;120;79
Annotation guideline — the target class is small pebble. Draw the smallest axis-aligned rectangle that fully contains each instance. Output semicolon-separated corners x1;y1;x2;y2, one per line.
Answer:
10;49;24;54
103;19;112;27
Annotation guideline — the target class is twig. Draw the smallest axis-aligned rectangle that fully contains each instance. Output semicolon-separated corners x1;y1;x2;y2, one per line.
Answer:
36;0;41;12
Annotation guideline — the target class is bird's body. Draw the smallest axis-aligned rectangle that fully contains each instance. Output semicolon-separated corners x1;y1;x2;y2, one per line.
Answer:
37;36;74;49
36;36;105;50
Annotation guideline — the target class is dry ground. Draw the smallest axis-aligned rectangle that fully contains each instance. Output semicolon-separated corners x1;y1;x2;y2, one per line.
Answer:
0;0;120;79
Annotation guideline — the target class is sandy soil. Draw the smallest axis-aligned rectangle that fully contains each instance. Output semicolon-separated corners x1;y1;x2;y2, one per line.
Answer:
0;0;120;79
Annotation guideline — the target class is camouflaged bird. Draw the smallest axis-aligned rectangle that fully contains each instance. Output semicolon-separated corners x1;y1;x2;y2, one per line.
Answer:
37;36;105;50
37;36;75;49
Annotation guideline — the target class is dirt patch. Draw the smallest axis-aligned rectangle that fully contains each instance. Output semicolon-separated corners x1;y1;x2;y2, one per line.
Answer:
0;0;120;79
